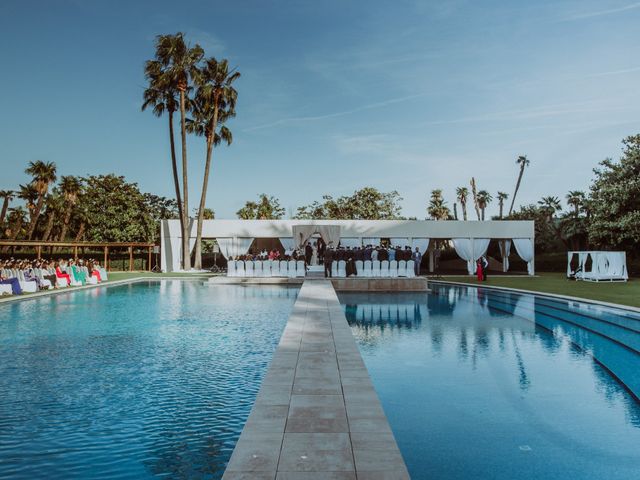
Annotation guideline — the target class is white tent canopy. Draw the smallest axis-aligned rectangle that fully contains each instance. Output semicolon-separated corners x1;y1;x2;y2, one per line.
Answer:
567;251;628;282
160;219;535;273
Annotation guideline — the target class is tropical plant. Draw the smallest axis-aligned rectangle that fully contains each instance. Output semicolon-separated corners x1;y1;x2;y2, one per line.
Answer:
5;206;27;243
18;183;38;229
41;191;64;242
237;194;285;220
477;190;493;221
496;191;509;219
565;190;585;216
58;175;83;242
188;56;240;270
508;155;530;215
24;160;57;239
150;32;204;270
0;190;15;226
470;178;481;220
456;187;469;221
538;196;562;221
427;189;451;220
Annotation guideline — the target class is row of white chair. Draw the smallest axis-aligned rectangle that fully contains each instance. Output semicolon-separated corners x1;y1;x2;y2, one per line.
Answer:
226;260;417;278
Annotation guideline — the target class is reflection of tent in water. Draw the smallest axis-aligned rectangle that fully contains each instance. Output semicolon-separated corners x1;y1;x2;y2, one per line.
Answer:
483;290;525;318
347;302;425;328
427;290;456;316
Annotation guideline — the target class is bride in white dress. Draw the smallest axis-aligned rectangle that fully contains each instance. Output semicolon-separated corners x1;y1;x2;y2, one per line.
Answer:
310;242;319;266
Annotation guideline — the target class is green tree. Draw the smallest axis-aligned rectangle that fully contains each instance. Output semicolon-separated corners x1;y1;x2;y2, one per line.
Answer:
427;189;451;220
497;191;509;219
5;207;27;244
0;190;15;227
508;155;530;215
456;187;469;221
588;134;640;252
151;33;204;270
188;57;240;270
237;194;285;219
58;175;84;242
477;190;493;220
294;187;403;220
538;195;562;221
18;183;38;236
24;160;57;239
41;191;64;242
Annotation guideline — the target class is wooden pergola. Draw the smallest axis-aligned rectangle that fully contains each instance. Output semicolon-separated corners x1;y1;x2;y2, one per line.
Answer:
0;241;156;271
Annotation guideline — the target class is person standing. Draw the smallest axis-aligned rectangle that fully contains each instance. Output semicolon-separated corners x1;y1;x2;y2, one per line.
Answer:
324;247;334;277
481;256;489;281
412;247;422;276
305;242;313;266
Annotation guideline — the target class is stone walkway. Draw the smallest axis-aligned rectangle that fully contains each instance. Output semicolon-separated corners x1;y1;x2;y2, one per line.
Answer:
223;279;410;479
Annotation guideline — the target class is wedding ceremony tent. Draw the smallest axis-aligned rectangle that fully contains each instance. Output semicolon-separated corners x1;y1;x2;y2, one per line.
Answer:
160;219;536;275
567;251;628;282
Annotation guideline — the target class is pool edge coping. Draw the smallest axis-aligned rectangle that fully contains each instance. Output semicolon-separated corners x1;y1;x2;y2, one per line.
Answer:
430;280;640;314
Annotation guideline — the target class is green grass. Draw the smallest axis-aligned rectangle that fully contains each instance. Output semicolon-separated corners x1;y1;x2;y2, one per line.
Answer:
438;272;640;308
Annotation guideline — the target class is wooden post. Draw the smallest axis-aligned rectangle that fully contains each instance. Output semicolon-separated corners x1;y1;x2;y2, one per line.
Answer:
37;245;42;260
129;246;133;271
104;246;108;270
74;246;78;261
148;246;152;272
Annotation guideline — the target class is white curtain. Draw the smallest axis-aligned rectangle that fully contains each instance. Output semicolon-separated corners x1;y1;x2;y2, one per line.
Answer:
452;238;490;274
498;240;512;272
279;237;295;252
513;238;534;275
411;238;430;254
292;225;341;248
390;237;410;247
340;238;361;248
363;237;380;246
216;237;254;258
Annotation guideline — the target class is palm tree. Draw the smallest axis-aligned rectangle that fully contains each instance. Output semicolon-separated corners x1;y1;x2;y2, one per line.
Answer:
456;187;469;221
566;190;585;216
25;160;57;239
508;155;530;215
497;191;509;219
58;176;83;241
6;206;27;243
187;57;240;270
0;190;15;225
152;33;204;271
477;190;493;220
41;192;64;242
18;184;38;227
470;178;481;220
143;56;185;251
538;195;562;221
427;189;451;220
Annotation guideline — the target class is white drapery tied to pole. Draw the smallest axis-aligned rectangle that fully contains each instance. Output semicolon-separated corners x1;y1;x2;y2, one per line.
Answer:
292;225;341;248
452;238;490;274
279;237;295;254
499;240;512;272
411;238;430;254
513;238;535;275
216;237;254;259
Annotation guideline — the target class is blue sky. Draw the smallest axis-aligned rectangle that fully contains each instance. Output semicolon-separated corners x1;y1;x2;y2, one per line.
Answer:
1;0;639;219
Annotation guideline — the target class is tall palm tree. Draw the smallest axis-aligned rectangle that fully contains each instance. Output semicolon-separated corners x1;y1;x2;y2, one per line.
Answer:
477;190;493;220
58;176;83;242
427;189;451;220
187;57;240;269
470;178;481;220
538;195;562;221
0;190;15;225
142;57;185;249
456;187;469;221
18;184;38;226
6;206;27;243
41;192;64;242
25;160;57;239
152;33;204;271
496;191;509;218
508;155;530;215
566;190;585;216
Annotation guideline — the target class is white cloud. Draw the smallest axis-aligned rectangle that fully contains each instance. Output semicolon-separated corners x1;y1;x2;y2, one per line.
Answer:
562;1;640;20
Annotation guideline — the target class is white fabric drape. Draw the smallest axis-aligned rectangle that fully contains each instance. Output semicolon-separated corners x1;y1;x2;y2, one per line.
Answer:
216;237;254;259
411;238;430;254
279;237;295;252
340;238;361;248
390;237;410;247
363;237;380;246
452;238;490;274
498;240;512;272
513;238;534;275
292;225;341;248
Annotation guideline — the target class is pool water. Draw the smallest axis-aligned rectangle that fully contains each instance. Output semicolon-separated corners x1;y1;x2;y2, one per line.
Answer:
340;284;640;480
0;281;297;479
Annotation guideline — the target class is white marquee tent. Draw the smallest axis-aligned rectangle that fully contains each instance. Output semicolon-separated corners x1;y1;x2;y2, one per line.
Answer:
160;219;536;275
567;251;628;282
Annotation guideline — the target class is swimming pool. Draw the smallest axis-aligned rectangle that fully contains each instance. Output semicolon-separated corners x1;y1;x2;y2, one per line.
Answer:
339;283;640;480
0;281;298;479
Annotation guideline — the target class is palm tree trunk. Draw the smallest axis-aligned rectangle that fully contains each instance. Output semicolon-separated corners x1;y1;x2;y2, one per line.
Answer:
168;111;185;246
508;167;525;215
453;203;458;220
42;212;55;242
179;89;191;271
74;222;86;242
470;178;481;220
194;107;219;270
481;207;485;221
0;198;9;224
461;202;467;221
27;195;45;239
499;201;503;219
58;205;73;242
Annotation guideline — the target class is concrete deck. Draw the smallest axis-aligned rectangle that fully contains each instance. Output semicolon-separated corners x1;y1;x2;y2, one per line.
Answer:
222;279;410;479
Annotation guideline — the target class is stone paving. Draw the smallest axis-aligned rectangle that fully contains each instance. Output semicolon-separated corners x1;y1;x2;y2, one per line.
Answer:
222;279;410;479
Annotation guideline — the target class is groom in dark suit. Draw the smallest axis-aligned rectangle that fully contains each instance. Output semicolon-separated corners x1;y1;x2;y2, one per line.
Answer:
305;243;313;265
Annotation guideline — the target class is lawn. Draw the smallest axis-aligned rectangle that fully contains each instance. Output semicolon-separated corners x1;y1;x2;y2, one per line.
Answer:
438;272;640;308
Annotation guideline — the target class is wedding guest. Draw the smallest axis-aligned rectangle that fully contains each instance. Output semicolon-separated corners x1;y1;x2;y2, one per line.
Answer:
412;247;422;276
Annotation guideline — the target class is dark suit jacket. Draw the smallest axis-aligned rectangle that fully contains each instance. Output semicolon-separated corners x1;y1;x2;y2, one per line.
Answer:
364;248;372;261
378;249;388;261
324;250;334;263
